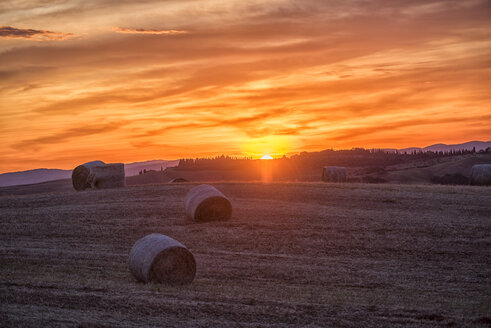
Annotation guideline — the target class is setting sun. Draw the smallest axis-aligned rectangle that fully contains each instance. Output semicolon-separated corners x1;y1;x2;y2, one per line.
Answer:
261;155;274;160
243;135;294;160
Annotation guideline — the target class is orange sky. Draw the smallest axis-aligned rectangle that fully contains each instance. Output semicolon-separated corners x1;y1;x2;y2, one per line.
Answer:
1;0;490;173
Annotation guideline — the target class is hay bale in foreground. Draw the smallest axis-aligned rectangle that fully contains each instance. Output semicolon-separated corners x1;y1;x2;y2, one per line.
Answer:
169;178;189;183
185;184;232;221
322;166;347;182
128;233;196;284
470;164;491;186
72;160;106;191
88;163;125;189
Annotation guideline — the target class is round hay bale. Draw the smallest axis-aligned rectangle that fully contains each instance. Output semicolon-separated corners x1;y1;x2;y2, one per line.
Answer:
322;166;347;182
88;163;125;189
185;184;232;221
470;164;491;186
169;178;189;183
72;160;105;191
128;233;196;284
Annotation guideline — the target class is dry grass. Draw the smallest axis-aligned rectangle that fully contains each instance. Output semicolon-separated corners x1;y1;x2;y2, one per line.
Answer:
384;154;491;184
0;182;490;327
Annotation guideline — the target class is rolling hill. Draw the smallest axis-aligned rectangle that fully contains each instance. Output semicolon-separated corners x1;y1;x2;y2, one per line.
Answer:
380;140;490;153
0;168;71;187
0;159;179;187
1;141;489;187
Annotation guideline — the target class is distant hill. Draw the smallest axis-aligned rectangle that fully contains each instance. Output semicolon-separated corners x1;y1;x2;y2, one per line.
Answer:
377;141;491;153
126;166;260;185
404;141;491;153
377;154;491;184
0;159;179;187
0;169;72;187
1;153;490;194
124;160;179;177
1;141;489;187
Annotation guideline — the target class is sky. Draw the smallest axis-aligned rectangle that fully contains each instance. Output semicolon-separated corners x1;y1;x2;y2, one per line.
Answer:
1;0;490;172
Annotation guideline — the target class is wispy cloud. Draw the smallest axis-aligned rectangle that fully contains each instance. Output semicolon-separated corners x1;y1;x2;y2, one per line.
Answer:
113;27;189;35
12;122;127;150
1;0;490;171
326;115;491;143
0;26;76;41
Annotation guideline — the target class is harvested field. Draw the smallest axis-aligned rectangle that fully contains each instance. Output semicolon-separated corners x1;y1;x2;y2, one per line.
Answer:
0;182;490;327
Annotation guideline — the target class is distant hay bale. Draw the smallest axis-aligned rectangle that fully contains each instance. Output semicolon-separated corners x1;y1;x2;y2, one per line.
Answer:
185;184;232;221
128;233;196;284
72;160;105;191
169;178;189;183
470;164;491;186
322;166;347;182
72;161;125;191
87;163;125;189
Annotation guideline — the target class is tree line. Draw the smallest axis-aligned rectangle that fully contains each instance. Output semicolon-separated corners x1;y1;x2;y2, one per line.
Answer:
176;147;490;172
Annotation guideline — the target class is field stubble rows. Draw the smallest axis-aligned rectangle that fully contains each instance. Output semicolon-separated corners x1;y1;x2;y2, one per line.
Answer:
0;182;490;327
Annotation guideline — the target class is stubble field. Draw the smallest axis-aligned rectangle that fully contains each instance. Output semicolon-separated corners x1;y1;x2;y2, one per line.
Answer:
0;182;490;327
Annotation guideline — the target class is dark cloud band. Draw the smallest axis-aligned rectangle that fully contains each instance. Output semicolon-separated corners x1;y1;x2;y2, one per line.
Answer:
113;27;189;35
0;26;75;41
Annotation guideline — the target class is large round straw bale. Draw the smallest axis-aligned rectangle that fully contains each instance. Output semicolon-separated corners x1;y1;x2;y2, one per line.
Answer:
470;164;491;186
322;166;347;182
128;233;196;284
169;178;189;183
72;161;105;191
185;184;232;221
88;163;125;189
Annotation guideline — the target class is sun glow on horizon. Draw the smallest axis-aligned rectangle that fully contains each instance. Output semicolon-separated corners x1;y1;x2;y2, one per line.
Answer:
260;155;274;160
242;135;294;159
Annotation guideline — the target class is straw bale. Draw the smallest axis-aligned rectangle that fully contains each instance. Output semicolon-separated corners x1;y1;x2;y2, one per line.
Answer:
470;164;491;186
185;184;232;221
128;233;196;284
72;161;105;191
322;166;347;182
88;163;125;189
169;178;189;183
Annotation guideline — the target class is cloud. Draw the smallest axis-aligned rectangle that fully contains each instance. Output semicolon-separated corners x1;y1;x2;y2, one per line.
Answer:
12;122;127;150
0;26;76;41
113;27;189;35
1;0;490;172
134;109;288;138
326;115;491;142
